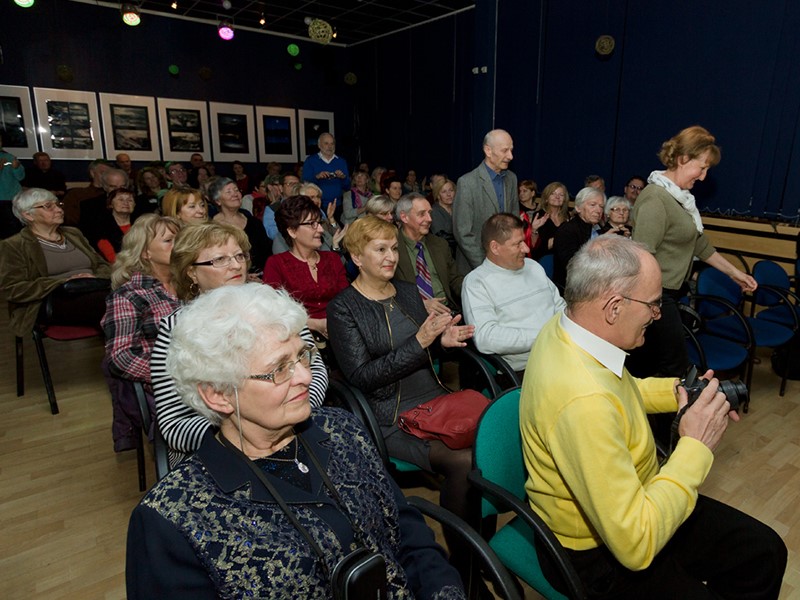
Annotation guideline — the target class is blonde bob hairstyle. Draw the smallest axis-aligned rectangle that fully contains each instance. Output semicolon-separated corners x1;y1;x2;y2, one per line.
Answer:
161;187;206;221
658;125;721;170
432;178;456;203
343;215;398;257
166;283;308;425
540;181;571;221
170;223;251;301
111;214;182;289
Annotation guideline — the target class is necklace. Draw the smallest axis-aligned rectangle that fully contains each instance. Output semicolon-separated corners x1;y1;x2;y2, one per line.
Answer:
258;437;309;473
35;232;67;250
292;250;320;272
354;279;396;310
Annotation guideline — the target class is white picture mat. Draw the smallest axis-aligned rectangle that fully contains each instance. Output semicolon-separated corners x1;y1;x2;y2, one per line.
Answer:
157;97;210;162
99;93;161;161
0;85;38;158
33;87;102;160
209;102;257;163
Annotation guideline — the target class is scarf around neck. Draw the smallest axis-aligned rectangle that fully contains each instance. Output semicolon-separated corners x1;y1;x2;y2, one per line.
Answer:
647;170;703;233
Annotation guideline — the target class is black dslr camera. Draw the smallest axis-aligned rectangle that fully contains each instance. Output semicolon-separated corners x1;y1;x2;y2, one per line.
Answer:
681;365;748;412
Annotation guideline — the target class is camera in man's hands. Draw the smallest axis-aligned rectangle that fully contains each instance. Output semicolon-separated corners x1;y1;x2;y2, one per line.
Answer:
681;365;748;412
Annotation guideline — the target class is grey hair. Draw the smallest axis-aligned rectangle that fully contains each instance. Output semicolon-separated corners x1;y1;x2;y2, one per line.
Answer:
165;283;308;424
101;168;129;188
482;128;510;148
297;182;322;197
574;186;606;209
207;176;235;204
604;196;632;217
12;188;56;225
564;236;649;307
365;195;396;217
395;192;427;219
317;132;334;144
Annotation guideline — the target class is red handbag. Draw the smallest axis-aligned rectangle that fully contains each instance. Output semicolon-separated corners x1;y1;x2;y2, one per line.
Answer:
397;390;490;450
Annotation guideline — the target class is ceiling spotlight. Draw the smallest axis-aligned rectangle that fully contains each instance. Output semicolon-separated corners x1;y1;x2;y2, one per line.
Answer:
120;2;141;26
218;19;234;40
171;1;177;8
259;13;266;26
14;0;35;7
332;27;338;39
303;16;312;25
222;0;231;9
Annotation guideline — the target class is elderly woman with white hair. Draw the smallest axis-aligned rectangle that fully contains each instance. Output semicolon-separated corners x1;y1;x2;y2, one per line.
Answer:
552;186;606;289
0;188;110;338
600;195;632;237
127;283;466;600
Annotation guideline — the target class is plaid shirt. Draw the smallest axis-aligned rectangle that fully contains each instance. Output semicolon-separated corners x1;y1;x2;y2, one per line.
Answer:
102;273;182;383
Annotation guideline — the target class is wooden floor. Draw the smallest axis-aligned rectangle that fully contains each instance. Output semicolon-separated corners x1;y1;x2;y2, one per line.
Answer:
0;302;798;599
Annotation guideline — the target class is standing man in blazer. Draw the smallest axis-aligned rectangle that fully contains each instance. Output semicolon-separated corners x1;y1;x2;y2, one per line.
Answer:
453;129;519;271
395;193;463;315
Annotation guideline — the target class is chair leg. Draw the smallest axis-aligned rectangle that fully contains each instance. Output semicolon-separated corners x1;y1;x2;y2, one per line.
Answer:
32;330;59;415
15;336;24;397
136;426;147;492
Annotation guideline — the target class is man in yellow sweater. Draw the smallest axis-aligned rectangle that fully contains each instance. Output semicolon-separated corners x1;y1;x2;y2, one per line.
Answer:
521;235;786;598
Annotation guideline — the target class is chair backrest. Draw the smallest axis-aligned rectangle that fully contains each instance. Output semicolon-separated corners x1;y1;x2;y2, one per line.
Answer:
473;388;526;517
538;254;555;281
696;267;744;317
752;260;792;307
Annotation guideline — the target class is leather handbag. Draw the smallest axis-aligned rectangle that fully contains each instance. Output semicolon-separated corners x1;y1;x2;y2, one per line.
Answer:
397;390;490;450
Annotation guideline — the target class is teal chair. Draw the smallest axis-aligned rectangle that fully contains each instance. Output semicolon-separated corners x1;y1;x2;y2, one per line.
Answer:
469;388;586;599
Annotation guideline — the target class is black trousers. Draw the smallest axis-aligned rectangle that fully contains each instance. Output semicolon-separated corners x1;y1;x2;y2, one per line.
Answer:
626;289;689;379
538;495;787;599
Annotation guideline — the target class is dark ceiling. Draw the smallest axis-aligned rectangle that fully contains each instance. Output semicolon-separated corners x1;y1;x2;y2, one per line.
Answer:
112;0;475;46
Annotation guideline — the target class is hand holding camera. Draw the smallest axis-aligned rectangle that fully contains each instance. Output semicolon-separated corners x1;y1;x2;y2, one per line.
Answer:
674;366;742;452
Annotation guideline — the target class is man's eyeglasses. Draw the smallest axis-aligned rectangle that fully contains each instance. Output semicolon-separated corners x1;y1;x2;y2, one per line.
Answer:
298;220;322;229
30;201;64;211
626;184;644;191
192;252;250;268
622;295;662;316
247;345;317;385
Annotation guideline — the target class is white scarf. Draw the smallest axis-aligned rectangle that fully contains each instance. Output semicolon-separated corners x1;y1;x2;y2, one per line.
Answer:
647;170;703;233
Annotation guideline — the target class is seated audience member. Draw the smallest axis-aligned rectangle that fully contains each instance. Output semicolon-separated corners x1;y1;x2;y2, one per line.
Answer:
0;189;110;338
600;196;632;237
461;213;565;375
78;168;129;240
209;177;271;274
402;169;421;194
301;132;350;215
272;183;346;255
426;173;447;204
231;160;250;196
128;283;465;600
115;153;135;183
101;215;182;450
520;235;787;597
365;194;396;222
343;169;371;224
240;177;272;220
165;161;188;188
552;186;605;289
394;192;462;315
263;195;348;340
186;153;205;187
607;175;646;207
327;216;478;580
584;174;605;193
93;188;136;262
530;181;569;260
134;166;168;217
23;152;66;199
152;223;328;467
161;187;208;225
518;179;547;255
430;178;458;260
262;172;300;240
266;160;282;177
381;173;404;204
370;166;387;194
62;159;109;226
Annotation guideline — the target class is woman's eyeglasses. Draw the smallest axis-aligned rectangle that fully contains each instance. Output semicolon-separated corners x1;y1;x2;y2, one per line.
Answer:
192;252;250;268
298;220;322;229
247;346;317;385
30;201;64;211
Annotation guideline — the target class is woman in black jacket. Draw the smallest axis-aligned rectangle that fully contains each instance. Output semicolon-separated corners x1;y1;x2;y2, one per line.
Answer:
327;216;477;577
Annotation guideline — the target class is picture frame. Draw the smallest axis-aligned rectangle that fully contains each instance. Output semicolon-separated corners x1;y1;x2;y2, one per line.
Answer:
0;85;38;159
255;106;298;163
157;97;210;162
297;109;334;159
33;87;102;160
99;93;160;161
209;102;256;163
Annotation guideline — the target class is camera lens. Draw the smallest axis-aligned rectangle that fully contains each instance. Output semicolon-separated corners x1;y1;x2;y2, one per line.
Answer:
718;380;748;411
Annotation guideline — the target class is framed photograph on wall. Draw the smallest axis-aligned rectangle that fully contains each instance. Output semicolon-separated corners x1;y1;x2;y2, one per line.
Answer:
33;87;102;160
157;97;210;162
209;102;256;163
255;106;297;163
99;93;160;161
297;109;334;160
0;85;38;158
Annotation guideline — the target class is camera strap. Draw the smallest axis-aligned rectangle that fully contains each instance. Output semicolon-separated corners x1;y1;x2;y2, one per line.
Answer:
219;432;373;579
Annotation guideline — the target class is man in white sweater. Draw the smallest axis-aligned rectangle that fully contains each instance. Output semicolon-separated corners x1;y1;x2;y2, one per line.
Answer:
462;213;565;374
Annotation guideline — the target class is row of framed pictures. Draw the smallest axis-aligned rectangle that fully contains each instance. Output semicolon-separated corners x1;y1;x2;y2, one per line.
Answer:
0;84;334;164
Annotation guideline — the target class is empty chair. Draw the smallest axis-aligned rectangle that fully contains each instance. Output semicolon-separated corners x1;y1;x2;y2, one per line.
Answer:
751;260;800;329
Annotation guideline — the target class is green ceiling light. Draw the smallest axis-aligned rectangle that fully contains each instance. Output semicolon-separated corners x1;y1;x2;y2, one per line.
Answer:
168;64;180;76
14;0;35;7
287;43;300;57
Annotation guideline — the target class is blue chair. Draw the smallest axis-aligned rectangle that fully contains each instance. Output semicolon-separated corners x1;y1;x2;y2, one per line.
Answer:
537;254;554;281
751;260;800;330
469;388;586;599
678;301;751;378
696;268;794;398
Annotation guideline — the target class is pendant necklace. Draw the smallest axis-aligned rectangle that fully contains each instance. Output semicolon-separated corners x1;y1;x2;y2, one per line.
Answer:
261;437;309;473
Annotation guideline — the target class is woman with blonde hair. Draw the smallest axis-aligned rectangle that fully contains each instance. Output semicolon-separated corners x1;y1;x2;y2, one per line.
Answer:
161;187;207;225
530;181;570;260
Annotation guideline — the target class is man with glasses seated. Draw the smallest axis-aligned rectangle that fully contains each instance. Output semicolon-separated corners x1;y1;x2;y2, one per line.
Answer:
520;235;786;598
607;175;646;209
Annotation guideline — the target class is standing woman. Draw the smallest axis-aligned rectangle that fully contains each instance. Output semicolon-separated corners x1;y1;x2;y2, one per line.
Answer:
629;125;756;378
209;176;271;274
530;181;570;260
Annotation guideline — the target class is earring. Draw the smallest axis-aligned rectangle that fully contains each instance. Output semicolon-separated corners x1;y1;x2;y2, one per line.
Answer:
189;281;200;297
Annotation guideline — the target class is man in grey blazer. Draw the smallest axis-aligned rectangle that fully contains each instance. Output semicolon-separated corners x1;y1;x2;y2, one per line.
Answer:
453;129;519;271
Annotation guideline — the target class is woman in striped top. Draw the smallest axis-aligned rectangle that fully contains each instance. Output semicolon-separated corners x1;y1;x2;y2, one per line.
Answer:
151;223;328;467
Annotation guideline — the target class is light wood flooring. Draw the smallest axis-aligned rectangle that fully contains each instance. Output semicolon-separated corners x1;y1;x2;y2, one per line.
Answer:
0;302;798;599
